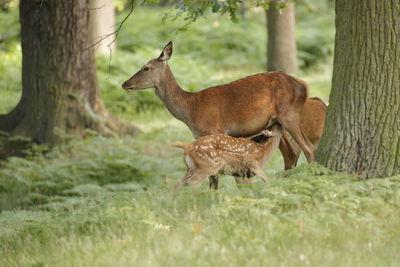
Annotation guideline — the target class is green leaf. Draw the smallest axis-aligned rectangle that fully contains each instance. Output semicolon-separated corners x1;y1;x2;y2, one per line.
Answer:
212;2;221;13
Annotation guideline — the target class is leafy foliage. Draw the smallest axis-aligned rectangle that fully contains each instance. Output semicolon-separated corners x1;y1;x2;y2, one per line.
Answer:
99;5;333;112
0;4;334;114
141;0;295;23
0;132;176;210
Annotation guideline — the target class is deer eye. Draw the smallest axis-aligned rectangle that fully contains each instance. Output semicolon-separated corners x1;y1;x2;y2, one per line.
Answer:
143;66;149;71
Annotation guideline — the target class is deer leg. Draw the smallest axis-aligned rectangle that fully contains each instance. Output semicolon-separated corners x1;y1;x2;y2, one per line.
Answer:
252;170;269;183
246;178;254;184
234;176;245;184
290;144;302;169
278;113;315;163
233;175;246;189
244;170;255;184
247;163;270;184
184;170;214;187
174;169;215;189
208;175;219;190
173;170;194;190
245;175;255;184
232;170;255;188
208;162;225;190
279;132;301;170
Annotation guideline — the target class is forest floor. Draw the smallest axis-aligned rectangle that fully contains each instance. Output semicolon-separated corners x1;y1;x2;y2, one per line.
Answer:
1;111;400;266
1;5;400;267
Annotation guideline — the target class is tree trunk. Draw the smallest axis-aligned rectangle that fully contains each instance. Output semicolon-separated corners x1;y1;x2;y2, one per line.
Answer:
89;0;116;55
316;0;400;178
0;0;138;158
266;1;298;74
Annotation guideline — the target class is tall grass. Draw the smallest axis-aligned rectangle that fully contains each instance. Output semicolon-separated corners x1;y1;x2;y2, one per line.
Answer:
2;161;400;266
1;112;400;266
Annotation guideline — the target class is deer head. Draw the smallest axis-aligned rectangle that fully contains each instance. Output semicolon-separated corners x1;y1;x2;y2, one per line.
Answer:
121;41;173;91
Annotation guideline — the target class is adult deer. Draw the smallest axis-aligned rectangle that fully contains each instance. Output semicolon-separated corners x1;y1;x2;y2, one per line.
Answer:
122;42;315;178
279;97;327;170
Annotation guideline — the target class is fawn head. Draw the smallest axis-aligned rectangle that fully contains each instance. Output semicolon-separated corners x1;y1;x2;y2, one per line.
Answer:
122;41;173;91
260;124;282;139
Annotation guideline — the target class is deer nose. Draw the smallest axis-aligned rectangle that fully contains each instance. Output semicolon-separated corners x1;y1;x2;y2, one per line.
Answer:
122;81;127;88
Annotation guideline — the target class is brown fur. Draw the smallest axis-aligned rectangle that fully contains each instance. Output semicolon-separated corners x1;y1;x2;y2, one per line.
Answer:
279;97;327;170
122;42;315;187
171;125;282;189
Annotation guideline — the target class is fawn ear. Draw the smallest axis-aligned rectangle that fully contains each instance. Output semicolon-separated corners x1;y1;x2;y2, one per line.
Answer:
158;41;173;61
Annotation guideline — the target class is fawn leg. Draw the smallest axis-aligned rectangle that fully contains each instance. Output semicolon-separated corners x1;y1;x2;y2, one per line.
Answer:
247;163;270;183
173;170;194;190
174;169;214;189
245;177;255;184
234;176;245;184
235;176;254;185
233;170;255;188
184;170;214;187
209;175;219;190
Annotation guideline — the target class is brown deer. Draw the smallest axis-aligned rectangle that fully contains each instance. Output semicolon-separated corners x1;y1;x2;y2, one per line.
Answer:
279;97;327;170
122;42;315;179
171;124;282;189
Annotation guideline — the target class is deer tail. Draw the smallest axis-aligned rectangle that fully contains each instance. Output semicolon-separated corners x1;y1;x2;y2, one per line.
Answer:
170;141;189;150
296;79;309;102
291;76;309;103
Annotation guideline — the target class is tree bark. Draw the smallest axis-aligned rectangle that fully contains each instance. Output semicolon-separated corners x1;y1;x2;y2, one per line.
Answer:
0;0;138;157
89;0;116;55
266;1;298;74
316;0;400;178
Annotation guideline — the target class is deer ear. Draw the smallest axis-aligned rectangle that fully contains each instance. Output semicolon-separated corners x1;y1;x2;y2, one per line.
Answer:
158;41;173;61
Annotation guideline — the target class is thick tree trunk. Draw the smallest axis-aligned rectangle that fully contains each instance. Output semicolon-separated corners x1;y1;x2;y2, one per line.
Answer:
0;0;138;158
89;0;116;55
266;1;298;74
316;0;400;178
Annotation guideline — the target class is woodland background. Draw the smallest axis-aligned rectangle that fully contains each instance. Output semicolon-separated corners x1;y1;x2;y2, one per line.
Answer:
1;0;399;266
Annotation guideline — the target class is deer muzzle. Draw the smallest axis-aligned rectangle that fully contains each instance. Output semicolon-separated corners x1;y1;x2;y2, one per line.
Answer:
121;80;136;91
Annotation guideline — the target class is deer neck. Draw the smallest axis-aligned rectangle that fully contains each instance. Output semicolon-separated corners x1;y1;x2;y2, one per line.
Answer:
154;65;192;122
259;137;279;163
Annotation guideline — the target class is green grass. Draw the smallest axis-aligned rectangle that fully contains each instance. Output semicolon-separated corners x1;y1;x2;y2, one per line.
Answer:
1;113;400;266
3;3;399;267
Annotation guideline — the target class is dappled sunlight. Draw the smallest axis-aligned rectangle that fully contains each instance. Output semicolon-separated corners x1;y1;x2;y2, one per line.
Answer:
0;43;21;114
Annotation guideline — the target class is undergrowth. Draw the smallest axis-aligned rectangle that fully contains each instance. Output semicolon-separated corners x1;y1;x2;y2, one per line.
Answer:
1;114;400;266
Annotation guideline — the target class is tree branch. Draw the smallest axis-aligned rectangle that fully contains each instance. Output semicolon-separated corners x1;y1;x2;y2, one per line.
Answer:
84;0;136;53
